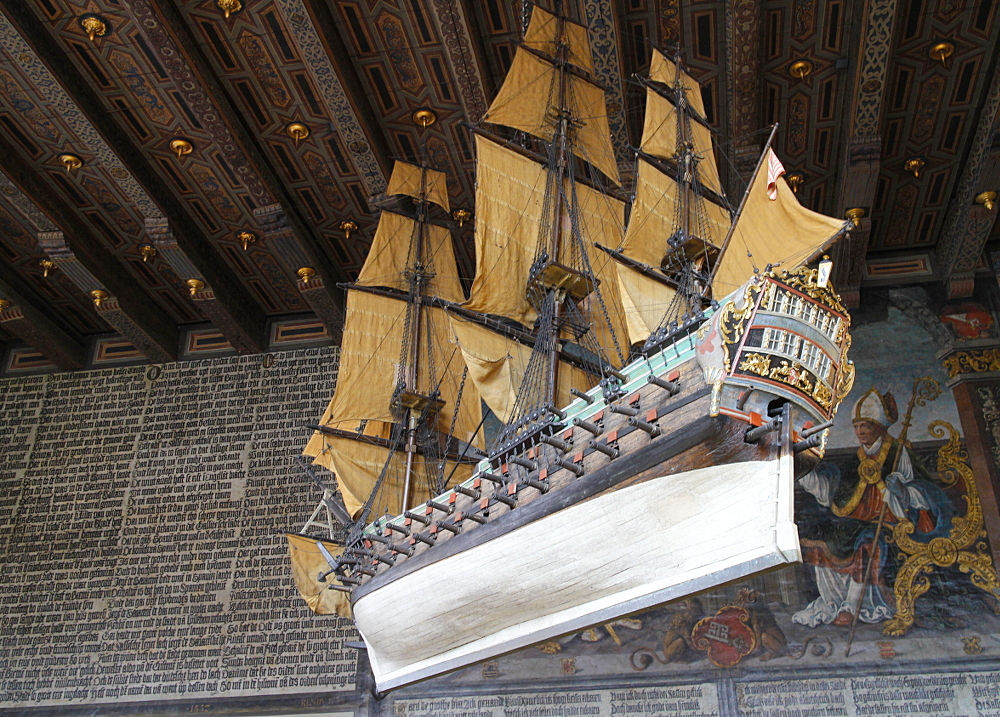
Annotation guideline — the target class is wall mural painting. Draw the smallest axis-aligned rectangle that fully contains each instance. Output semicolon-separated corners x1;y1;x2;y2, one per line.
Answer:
417;293;1000;697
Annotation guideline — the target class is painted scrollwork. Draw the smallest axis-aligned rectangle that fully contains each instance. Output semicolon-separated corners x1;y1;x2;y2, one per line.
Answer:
882;420;1000;636
941;348;1000;378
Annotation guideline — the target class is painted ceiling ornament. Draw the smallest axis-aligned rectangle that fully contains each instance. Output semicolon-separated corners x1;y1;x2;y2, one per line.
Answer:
940;302;994;340
853;387;898;427
691;606;756;667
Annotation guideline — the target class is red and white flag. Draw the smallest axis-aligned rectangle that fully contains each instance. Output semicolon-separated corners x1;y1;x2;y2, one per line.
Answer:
766;150;785;200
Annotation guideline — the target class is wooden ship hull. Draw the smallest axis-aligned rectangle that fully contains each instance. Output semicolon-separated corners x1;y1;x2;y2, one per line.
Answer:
338;270;854;690
290;6;855;694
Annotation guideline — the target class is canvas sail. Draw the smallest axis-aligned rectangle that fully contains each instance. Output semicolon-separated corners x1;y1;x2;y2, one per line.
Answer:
302;163;482;518
386;161;450;212
482;11;618;185
650;48;706;119
286;533;353;617
464;135;628;364
449;315;596;423
640;87;721;195
464;136;547;326
522;5;594;73
712;149;846;297
303;292;482;515
357;211;464;303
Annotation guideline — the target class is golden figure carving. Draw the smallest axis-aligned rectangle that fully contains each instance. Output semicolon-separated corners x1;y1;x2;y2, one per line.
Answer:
882;421;1000;636
769;359;813;392
941;348;1000;377
786;173;804;193
738;352;771;376
812;380;833;410
719;280;759;345
186;279;205;297
832;356;856;414
773;265;849;315
139;244;157;262
39;259;56;278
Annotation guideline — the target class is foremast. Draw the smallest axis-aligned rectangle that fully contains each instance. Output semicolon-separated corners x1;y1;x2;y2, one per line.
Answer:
608;49;851;351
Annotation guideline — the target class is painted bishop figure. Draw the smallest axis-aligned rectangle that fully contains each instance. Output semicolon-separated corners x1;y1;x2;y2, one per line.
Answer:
792;388;955;628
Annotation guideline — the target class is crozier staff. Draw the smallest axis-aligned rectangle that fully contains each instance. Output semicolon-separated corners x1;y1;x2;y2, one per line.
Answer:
792;385;954;628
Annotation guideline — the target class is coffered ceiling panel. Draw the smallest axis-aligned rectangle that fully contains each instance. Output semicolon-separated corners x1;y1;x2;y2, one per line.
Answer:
0;0;998;367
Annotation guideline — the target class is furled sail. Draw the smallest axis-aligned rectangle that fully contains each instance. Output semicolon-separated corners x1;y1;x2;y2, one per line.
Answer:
302;162;482;519
448;316;595;424
711;149;847;297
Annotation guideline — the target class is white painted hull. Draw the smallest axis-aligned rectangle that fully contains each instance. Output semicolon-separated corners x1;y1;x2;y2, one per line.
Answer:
352;452;799;691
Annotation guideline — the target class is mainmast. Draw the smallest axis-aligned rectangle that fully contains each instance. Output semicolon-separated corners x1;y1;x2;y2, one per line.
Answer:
543;8;572;409
457;3;628;439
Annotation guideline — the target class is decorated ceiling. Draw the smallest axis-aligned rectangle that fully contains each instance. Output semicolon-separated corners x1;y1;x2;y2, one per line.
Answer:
0;0;997;370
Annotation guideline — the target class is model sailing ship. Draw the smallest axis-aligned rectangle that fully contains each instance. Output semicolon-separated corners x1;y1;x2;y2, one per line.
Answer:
287;4;856;692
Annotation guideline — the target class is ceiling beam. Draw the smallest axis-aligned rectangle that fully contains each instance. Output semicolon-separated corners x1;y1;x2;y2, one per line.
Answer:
0;268;86;371
0;142;179;361
830;0;900;308
725;0;764;192
424;0;490;123
935;73;1000;298
0;0;267;352
36;232;177;363
302;0;397;183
